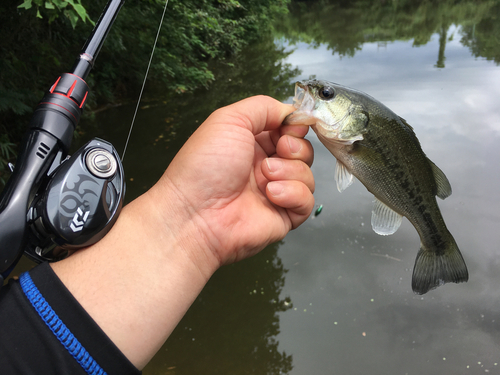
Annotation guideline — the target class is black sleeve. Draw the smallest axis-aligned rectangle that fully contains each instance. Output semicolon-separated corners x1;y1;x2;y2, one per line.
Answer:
0;262;141;375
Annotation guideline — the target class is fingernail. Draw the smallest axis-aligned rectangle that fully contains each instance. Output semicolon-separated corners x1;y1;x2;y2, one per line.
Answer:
268;182;284;196
266;158;283;173
288;137;302;154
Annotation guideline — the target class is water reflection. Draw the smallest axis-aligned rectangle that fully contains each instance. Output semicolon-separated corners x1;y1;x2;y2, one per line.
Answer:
275;0;497;58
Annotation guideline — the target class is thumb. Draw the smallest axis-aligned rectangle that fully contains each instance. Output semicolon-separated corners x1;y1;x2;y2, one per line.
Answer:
207;95;295;136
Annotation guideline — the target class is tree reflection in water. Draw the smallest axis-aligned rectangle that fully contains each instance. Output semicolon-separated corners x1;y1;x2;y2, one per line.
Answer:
274;0;500;67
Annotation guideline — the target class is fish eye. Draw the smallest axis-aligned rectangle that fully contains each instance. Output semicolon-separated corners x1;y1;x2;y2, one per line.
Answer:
318;86;335;100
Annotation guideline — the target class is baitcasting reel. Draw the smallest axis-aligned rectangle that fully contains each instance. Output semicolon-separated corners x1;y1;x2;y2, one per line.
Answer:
24;137;125;263
0;0;126;281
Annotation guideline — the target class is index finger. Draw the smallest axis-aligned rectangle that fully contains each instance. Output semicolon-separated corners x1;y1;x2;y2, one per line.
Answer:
208;95;295;136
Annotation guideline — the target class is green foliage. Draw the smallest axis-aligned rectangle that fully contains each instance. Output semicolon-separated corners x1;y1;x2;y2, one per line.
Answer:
95;0;291;96
0;0;289;189
1;0;290;120
17;0;93;28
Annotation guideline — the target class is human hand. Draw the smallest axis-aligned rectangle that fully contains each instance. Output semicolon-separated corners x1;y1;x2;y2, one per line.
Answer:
147;95;315;270
51;95;315;368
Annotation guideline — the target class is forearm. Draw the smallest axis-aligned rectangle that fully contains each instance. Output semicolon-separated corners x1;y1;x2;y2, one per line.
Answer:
51;188;218;369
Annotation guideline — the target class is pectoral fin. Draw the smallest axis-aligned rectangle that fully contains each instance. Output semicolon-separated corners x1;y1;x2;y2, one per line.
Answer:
428;158;452;199
371;198;403;236
335;160;354;192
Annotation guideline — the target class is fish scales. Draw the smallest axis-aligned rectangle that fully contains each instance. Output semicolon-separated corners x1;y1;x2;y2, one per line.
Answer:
336;109;441;244
284;79;468;294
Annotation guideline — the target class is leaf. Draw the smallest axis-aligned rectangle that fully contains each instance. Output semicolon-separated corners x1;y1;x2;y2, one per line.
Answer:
48;13;58;23
72;4;89;22
44;1;55;9
17;0;33;10
60;0;93;25
51;0;67;9
62;9;78;28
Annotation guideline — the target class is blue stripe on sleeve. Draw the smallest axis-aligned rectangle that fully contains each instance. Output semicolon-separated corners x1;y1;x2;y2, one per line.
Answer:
20;272;107;375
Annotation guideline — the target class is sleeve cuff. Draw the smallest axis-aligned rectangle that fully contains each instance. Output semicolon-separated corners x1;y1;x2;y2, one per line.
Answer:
27;262;141;375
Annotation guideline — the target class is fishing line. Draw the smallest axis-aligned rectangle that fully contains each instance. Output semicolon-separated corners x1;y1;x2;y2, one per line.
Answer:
122;0;170;161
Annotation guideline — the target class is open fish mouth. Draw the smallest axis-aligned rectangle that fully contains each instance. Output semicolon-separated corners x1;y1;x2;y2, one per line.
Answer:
292;81;315;113
293;82;307;108
283;82;317;126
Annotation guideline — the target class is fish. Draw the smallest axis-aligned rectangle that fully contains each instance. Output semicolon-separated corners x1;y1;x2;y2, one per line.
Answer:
283;79;468;294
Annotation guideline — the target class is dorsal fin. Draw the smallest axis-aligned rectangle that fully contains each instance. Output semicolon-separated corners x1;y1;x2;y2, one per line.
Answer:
400;115;452;200
399;117;422;148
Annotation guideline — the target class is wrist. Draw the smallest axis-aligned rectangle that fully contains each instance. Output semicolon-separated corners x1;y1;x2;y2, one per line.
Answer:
143;175;221;280
50;184;220;368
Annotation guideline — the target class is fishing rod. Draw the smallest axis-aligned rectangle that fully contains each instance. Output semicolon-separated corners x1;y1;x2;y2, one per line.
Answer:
0;0;127;282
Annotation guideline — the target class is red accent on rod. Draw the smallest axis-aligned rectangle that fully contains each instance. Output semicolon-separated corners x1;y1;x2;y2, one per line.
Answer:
67;80;78;98
65;73;88;84
80;91;88;108
50;76;62;93
50;92;79;106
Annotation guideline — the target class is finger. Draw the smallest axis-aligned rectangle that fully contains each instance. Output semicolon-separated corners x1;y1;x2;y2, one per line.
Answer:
208;96;295;135
266;180;315;229
280;124;310;138
275;135;314;167
253;122;311;158
262;158;315;193
255;132;276;157
269;129;280;149
269;124;309;148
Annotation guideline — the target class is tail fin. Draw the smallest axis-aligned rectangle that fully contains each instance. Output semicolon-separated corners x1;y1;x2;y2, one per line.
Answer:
411;236;468;295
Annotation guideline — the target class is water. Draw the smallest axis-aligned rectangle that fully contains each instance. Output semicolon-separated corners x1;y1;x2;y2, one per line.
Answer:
270;5;500;372
9;1;500;373
274;35;500;374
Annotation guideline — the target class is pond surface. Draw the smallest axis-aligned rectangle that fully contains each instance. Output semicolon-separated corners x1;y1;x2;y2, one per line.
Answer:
11;1;500;373
273;32;500;375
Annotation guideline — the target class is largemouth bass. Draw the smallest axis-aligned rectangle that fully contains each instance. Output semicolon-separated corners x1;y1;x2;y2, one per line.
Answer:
284;79;468;294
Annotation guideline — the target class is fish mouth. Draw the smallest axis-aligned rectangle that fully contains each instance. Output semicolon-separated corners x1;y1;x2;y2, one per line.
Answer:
293;82;307;108
283;82;317;126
